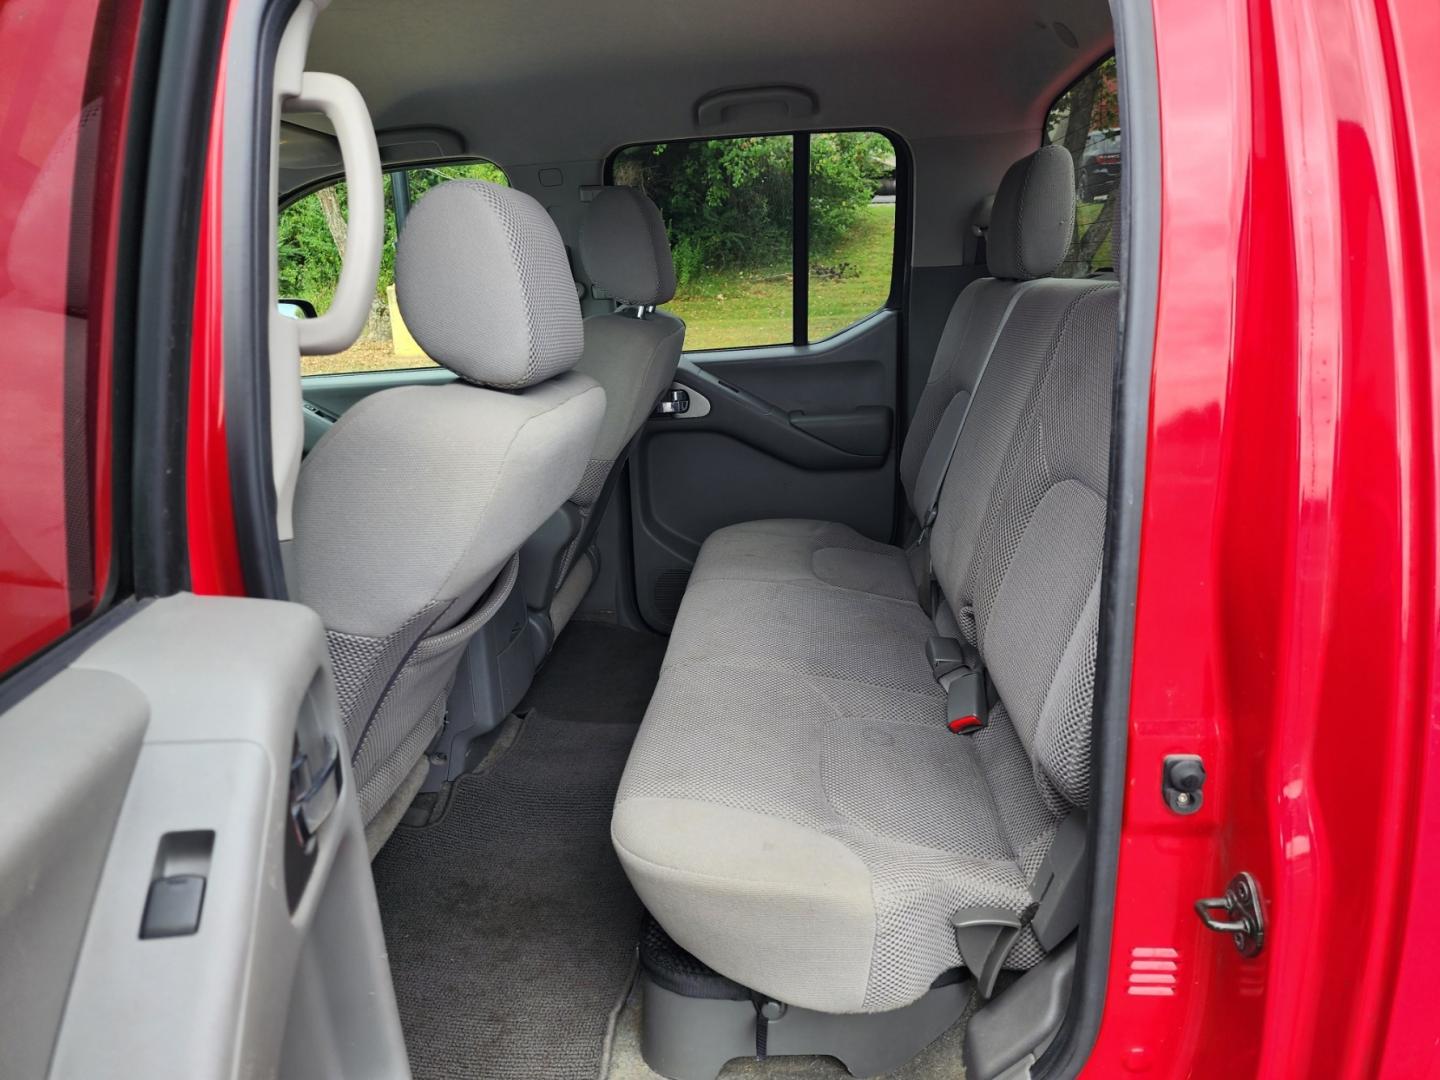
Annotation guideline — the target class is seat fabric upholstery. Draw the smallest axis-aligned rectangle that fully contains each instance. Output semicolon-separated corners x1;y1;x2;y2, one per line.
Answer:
295;180;605;833
546;187;685;627
613;147;1119;1014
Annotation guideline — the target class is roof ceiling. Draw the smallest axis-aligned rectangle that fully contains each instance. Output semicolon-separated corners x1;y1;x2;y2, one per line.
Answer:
298;0;1113;168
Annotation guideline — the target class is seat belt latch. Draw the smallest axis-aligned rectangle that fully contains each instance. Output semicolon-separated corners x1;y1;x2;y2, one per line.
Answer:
946;670;987;735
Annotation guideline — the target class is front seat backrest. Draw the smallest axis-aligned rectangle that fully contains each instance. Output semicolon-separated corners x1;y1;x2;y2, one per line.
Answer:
544;186;685;634
292;180;606;844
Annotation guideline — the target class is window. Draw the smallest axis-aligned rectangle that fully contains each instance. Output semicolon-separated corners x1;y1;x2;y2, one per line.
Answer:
280;161;508;376
1;0;137;674
611;132;898;351
1045;57;1120;278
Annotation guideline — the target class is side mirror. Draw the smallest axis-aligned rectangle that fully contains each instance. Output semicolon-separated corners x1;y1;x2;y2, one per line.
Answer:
278;297;318;320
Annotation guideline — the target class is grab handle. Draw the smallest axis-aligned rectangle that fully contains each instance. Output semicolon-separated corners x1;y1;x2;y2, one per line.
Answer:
285;72;382;355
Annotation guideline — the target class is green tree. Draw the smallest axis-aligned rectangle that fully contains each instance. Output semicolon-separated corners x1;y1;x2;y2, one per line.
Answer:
614;134;893;285
277;162;508;314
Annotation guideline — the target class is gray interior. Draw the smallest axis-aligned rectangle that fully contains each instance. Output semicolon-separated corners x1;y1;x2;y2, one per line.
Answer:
611;145;1117;1061
630;313;900;630
1;1;1130;1078
291;177;606;850
290;0;1111;266
0;595;409;1079
534;186;687;643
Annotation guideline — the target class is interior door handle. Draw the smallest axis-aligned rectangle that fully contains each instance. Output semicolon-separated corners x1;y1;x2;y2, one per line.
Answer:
289;735;342;852
654;388;690;416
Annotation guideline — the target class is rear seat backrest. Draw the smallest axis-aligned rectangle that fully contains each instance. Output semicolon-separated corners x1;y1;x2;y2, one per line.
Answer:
939;286;1119;812
898;145;1076;524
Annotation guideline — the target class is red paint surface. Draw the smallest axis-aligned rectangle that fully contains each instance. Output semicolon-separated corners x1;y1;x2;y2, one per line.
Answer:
1085;0;1440;1074
186;23;246;597
0;0;141;671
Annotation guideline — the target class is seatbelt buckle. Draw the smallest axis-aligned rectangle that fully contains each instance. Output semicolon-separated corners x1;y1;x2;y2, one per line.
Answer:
926;637;988;735
946;669;987;735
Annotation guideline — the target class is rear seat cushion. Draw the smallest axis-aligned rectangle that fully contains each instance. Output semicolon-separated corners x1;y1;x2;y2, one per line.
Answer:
663;575;943;705
613;661;1056;1014
687;519;917;602
614;285;1119;1014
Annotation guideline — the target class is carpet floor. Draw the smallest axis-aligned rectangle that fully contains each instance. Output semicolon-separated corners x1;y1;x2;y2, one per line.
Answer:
519;620;668;725
373;699;647;1078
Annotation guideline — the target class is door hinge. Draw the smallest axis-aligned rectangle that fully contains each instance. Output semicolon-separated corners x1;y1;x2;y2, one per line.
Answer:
1195;871;1265;957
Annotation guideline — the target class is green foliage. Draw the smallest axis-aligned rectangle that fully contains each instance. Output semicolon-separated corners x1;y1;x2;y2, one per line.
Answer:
277;161;508;312
808;132;894;255
614;132;893;281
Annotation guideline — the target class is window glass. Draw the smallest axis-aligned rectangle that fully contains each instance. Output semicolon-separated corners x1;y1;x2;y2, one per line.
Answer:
1045;57;1120;278
280;161;508;376
613;136;794;351
807;132;896;342
1;0;136;674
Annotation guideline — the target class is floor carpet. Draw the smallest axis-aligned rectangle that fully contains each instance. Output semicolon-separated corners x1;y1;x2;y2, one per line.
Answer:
373;706;645;1079
519;620;668;724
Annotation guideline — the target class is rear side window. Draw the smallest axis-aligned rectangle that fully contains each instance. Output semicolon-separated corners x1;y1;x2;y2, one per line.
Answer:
0;0;139;674
611;131;899;351
1044;56;1120;277
280;161;508;376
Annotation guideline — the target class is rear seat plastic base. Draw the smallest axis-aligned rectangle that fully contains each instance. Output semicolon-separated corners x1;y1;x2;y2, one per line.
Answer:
638;918;971;1080
962;938;1075;1080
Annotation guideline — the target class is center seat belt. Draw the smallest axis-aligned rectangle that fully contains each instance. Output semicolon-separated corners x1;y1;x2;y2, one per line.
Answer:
909;279;1042;614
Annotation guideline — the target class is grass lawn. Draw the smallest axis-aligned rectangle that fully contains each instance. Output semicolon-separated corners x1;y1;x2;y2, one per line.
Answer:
664;202;897;350
302;341;436;378
1073;199;1115;271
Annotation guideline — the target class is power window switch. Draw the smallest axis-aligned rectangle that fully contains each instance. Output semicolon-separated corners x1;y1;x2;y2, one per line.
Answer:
140;874;206;939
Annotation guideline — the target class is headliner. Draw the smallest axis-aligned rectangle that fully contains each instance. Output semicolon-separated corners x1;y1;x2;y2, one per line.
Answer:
296;0;1113;170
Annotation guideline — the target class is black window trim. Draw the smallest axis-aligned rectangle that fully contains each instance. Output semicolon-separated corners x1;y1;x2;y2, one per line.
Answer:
603;126;910;352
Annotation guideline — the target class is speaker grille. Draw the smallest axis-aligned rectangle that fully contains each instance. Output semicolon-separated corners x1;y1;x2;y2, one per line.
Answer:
653;568;691;616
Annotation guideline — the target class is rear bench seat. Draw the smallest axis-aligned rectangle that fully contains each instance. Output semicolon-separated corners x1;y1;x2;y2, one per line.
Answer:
612;145;1119;1018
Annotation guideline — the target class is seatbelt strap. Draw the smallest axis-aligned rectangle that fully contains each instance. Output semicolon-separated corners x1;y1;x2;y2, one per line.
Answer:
909;278;1042;546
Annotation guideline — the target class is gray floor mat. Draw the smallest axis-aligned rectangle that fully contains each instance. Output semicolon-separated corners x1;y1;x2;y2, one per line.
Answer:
373;711;643;1079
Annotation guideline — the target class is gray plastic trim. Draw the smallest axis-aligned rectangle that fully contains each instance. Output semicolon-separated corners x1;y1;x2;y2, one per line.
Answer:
0;670;148;1078
965;940;1076;1080
287;72;383;356
45;595;410;1079
641;974;969;1080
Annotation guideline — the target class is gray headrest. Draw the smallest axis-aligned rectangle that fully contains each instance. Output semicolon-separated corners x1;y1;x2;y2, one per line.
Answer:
396;180;583;388
579;187;676;307
987;145;1075;281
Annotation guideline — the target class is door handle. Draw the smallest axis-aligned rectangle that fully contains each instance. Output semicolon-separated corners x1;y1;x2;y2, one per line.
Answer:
289;735;342;852
653;388;691;416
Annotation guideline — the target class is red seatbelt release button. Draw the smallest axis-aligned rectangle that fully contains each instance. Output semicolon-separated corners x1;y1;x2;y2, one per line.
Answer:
948;713;983;734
